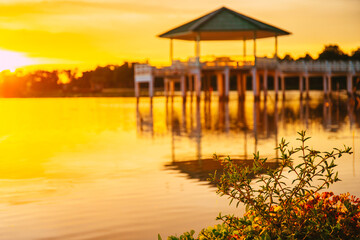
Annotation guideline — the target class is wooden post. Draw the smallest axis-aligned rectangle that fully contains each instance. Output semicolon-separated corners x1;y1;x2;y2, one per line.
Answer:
275;35;278;58
243;38;246;63
188;75;193;96
241;74;247;101
135;82;140;98
237;73;242;98
217;72;224;99
180;75;186;98
195;33;201;67
305;75;309;99
328;75;332;95
347;74;353;96
274;71;279;99
170;80;175;97
252;68;260;100
323;75;328;95
149;76;154;98
263;69;268;100
164;78;169;97
253;31;257;66
170;39;173;65
281;75;285;99
299;75;303;99
195;71;201;98
224;67;230;100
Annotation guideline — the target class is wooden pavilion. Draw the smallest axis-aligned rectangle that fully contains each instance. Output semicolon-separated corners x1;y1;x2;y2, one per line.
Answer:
134;7;359;100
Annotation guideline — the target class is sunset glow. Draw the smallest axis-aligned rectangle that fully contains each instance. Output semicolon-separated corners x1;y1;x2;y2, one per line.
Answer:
0;49;36;72
0;0;359;69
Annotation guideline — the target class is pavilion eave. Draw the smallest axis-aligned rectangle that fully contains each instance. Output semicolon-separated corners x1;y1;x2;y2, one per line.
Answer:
159;30;291;41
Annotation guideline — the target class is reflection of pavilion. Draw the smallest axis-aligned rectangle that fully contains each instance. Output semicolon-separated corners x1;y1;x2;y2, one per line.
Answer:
134;7;360;101
164;157;280;184
136;95;358;162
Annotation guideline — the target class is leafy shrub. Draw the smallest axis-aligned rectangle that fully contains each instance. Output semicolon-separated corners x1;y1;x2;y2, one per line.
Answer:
164;131;358;239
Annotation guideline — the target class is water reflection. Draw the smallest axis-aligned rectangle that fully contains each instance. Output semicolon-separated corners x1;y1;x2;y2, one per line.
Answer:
136;93;359;181
165;158;280;184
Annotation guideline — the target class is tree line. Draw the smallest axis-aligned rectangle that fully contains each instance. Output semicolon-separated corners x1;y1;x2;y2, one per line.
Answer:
280;45;360;62
0;45;359;97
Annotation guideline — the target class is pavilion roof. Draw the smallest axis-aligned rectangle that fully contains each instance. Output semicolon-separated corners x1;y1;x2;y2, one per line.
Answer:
158;7;291;41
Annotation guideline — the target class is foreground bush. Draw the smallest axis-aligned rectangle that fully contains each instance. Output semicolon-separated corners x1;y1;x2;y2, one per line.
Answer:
162;131;359;240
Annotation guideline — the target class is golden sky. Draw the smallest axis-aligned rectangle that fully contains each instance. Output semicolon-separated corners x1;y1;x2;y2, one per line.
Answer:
0;0;359;70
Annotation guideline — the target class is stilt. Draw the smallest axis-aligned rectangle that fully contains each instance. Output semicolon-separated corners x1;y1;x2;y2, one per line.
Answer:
328;75;332;96
217;72;224;99
323;75;328;96
347;74;353;96
188;75;193;97
164;78;169;97
237;73;242;99
305;75;309;99
263;70;268;100
170;80;175;97
180;75;186;98
281;75;285;99
135;82;140;98
252;68;260;100
195;71;201;99
299;75;303;99
274;71;279;100
242;74;247;101
224;67;230;100
149;76;154;98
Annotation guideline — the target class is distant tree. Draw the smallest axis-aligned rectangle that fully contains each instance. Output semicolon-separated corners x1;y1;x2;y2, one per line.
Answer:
351;47;360;61
297;53;313;61
280;54;294;62
317;45;349;61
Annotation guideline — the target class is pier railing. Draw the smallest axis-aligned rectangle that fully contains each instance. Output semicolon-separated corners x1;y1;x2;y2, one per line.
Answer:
278;60;360;73
135;59;360;78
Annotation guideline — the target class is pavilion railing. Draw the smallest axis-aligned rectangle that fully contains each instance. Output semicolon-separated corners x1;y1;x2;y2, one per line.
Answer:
135;60;360;80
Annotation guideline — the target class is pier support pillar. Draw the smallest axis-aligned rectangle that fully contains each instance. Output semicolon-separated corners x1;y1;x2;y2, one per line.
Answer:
170;80;175;97
274;71;279;100
188;75;193;97
135;82;140;98
237;73;246;101
347;74;353;96
305;75;309;99
328;75;332;96
195;71;201;99
217;72;224;99
224;67;230;100
236;73;242;99
149;76;154;98
323;75;328;96
242;74;247;100
263;69;268;100
299;75;303;99
281;75;285;99
164;78;169;97
180;75;186;98
252;68;260;100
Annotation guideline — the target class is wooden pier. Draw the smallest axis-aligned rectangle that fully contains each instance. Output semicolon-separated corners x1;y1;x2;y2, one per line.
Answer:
134;58;360;100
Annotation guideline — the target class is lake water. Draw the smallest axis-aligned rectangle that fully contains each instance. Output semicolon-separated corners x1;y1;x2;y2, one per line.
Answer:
0;91;359;239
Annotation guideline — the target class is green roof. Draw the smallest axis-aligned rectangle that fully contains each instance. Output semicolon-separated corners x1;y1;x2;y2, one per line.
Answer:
158;7;291;41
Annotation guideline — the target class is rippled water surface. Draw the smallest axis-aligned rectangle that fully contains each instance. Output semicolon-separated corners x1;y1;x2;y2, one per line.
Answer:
0;92;359;239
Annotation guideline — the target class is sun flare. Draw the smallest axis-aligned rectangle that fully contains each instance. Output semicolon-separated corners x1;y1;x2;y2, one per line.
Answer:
0;49;36;72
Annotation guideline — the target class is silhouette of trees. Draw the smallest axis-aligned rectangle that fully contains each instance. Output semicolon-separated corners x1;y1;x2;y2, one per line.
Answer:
280;54;294;61
296;53;313;61
351;48;360;61
0;45;359;97
318;45;349;61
